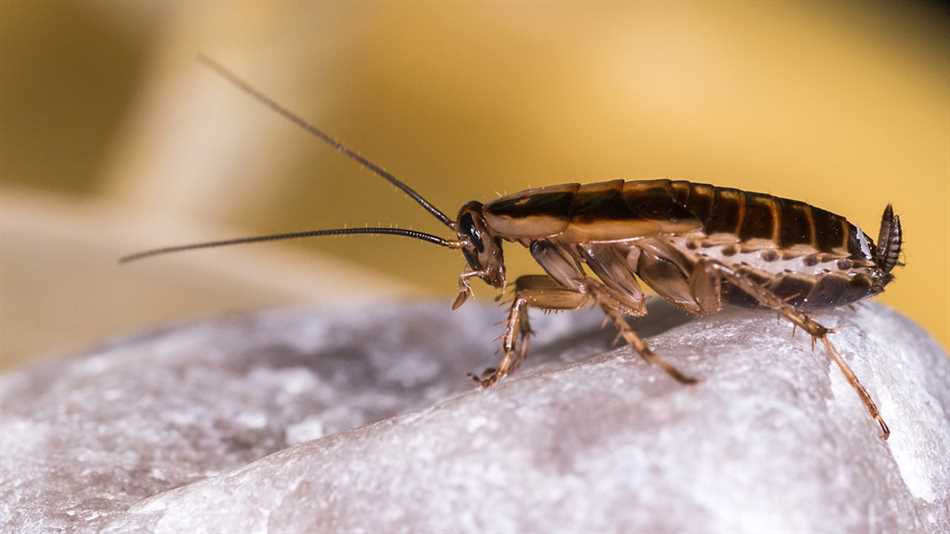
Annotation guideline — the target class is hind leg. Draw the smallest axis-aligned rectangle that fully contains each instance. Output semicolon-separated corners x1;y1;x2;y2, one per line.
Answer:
698;260;890;439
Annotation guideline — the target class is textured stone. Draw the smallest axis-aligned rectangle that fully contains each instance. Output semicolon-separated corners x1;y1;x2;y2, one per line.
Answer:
0;301;947;533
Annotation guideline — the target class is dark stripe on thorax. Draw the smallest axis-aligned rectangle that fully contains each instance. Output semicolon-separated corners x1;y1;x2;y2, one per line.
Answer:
570;180;631;222
486;186;578;220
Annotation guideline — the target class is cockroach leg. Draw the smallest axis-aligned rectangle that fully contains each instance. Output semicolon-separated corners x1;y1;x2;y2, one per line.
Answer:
453;269;487;310
686;255;723;315
475;275;587;387
611;332;624;347
818;336;890;439
589;280;698;385
476;274;698;387
473;296;531;387
700;260;890;440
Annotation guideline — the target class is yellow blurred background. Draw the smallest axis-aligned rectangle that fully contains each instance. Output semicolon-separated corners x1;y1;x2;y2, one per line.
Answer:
1;1;947;367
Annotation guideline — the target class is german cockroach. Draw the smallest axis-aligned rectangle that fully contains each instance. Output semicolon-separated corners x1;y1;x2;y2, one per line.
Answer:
122;56;902;440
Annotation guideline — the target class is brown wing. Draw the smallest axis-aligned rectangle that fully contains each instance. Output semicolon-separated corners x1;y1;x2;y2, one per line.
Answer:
484;179;701;241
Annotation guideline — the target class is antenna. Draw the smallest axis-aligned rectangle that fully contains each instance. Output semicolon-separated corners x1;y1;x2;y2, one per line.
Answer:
197;54;455;229
119;227;461;264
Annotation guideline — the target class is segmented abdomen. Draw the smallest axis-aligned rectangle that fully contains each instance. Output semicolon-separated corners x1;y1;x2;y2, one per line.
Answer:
485;179;875;262
670;180;873;259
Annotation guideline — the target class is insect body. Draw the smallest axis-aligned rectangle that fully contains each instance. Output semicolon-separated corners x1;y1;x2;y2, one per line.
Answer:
123;57;901;440
459;180;900;441
476;179;897;315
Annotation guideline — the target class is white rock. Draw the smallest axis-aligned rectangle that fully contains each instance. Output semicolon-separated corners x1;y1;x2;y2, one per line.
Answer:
0;301;947;534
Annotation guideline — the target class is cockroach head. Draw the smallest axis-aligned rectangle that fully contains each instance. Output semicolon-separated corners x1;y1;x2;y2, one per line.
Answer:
456;201;506;288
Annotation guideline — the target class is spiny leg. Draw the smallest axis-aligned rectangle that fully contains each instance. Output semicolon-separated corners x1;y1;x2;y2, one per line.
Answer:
700;260;890;440
475;274;697;388
474;275;589;387
474;296;530;387
453;269;488;310
587;280;698;385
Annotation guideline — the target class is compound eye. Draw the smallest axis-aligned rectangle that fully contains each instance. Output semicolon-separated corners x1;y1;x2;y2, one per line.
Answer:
460;213;484;253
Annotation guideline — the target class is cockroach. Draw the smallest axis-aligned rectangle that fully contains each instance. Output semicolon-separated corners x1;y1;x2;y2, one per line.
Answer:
122;56;902;440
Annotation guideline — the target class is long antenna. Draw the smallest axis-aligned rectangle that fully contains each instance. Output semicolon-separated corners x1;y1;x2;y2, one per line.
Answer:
119;227;461;264
197;54;455;229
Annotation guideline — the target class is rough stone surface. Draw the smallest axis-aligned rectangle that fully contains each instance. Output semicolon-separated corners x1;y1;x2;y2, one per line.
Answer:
0;301;947;533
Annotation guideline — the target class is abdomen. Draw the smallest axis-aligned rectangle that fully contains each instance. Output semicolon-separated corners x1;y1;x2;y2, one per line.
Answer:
670;180;875;260
667;181;883;308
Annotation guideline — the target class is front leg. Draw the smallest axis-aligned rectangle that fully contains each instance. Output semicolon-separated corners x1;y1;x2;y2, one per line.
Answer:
475;275;591;387
452;269;488;310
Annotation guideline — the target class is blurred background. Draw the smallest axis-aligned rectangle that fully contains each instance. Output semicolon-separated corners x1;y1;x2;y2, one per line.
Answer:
1;1;947;368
